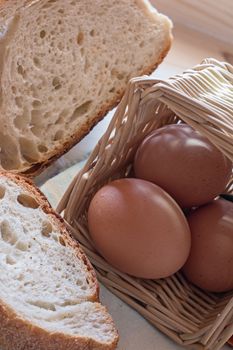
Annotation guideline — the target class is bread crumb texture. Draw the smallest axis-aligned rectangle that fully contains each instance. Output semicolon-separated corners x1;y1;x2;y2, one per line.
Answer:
0;174;118;347
0;0;171;172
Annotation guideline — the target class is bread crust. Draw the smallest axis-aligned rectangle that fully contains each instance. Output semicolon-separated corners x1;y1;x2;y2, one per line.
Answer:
0;171;118;350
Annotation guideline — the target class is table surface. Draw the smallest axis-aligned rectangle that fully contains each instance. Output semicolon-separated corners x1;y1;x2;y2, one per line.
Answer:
38;24;232;350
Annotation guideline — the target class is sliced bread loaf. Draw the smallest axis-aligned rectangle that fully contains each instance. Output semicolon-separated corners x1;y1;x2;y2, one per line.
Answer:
0;172;118;350
0;0;172;175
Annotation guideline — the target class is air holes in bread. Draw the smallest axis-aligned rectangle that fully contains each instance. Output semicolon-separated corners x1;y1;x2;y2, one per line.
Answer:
17;194;39;209
61;300;77;307
31;126;42;137
33;57;41;68
40;30;46;39
6;255;16;265
32;100;42;108
38;144;48;153
1;220;17;244
16;240;29;251
54;130;64;141
70;101;92;122
58;42;64;50
17;64;26;78
0;186;6;199
76;279;83;286
77;32;84;45
19;137;40;162
90;29;95;37
42;221;53;237
28;300;56;311
54;266;62;272
52;77;62;90
16;274;24;281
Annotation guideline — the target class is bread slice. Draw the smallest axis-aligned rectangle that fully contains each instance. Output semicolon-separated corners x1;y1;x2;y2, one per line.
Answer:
0;0;172;175
0;172;118;350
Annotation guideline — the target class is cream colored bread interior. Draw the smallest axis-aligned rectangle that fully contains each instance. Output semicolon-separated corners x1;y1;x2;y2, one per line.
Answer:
0;176;115;344
0;0;171;172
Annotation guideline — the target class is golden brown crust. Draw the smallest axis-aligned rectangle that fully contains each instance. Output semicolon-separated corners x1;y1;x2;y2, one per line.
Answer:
22;38;172;177
0;171;118;349
0;301;118;350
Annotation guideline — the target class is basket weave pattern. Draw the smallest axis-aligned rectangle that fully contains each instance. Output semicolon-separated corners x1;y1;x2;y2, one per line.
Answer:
58;59;233;349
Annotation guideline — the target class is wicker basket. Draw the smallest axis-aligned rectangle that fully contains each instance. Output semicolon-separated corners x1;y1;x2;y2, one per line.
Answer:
58;58;233;350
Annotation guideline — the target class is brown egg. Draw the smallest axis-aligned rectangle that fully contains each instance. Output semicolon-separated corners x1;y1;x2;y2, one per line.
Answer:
134;124;232;208
88;178;191;279
183;198;233;292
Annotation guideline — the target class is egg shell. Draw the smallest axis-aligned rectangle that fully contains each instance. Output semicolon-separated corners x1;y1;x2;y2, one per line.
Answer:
183;198;233;292
88;178;191;279
134;124;232;208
